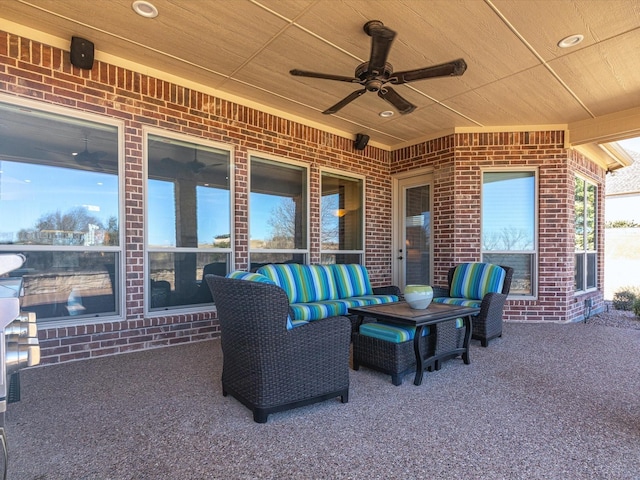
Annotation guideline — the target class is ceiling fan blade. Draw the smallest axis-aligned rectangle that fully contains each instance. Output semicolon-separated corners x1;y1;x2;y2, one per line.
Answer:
365;21;396;75
378;87;416;114
391;58;468;85
290;69;360;83
323;89;367;115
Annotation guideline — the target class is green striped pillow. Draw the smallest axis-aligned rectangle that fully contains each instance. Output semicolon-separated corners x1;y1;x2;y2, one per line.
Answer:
449;263;505;301
225;271;298;330
330;264;373;299
257;264;338;303
257;264;308;303
226;271;275;284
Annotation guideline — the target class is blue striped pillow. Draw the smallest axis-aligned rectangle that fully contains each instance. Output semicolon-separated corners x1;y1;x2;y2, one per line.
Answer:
226;271;275;284
303;265;338;301
225;271;298;330
330;264;373;298
449;263;505;301
257;264;306;303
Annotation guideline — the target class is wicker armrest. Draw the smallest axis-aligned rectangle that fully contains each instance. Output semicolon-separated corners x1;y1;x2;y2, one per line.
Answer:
372;285;401;297
432;285;449;298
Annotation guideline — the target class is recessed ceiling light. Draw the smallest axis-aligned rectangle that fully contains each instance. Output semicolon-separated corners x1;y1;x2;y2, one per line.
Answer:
558;34;584;48
379;110;394;118
132;1;158;18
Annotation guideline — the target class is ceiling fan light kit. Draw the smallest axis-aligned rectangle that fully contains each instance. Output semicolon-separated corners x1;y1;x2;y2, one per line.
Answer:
290;20;467;115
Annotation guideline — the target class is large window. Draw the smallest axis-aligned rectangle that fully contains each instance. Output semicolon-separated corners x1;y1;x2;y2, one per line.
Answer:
146;132;231;311
575;176;597;292
481;170;537;296
0;99;121;321
320;171;364;264
249;156;308;269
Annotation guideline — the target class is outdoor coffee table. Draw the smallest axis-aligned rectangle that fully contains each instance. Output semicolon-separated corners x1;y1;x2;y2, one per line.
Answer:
349;302;480;386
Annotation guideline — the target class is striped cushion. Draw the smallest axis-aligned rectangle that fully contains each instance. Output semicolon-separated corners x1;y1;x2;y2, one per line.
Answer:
226;271;275;284
330;264;373;299
433;297;481;309
359;322;431;343
257;264;338;303
303;265;338;301
225;271;300;330
288;295;400;321
289;318;310;328
290;301;344;321
449;263;506;301
351;294;398;305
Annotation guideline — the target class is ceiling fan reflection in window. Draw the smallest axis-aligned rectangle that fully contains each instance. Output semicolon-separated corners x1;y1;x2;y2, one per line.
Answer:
34;133;113;172
72;137;108;170
290;20;467;115
159;149;225;177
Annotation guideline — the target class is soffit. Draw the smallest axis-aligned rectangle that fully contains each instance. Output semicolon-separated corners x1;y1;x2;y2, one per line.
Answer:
0;0;638;165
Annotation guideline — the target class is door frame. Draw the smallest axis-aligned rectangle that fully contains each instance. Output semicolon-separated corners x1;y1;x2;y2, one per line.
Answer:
391;167;434;289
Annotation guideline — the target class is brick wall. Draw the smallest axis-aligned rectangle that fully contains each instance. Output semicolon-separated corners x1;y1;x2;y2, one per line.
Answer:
1;31;393;364
393;131;606;323
1;30;607;363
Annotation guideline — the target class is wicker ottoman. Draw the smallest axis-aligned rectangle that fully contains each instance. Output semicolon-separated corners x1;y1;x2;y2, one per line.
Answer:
352;319;464;386
352;326;434;386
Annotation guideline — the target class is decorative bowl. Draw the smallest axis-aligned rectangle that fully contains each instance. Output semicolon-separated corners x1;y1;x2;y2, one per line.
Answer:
404;285;434;310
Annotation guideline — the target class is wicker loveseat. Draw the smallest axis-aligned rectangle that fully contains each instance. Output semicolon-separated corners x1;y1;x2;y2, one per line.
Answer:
255;263;400;328
206;274;351;423
432;262;513;347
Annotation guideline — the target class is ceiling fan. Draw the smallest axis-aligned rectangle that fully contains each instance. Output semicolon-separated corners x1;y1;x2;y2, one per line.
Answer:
290;20;467;115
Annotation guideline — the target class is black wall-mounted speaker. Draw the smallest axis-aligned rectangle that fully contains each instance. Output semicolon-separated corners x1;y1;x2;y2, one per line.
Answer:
70;37;95;70
354;133;370;150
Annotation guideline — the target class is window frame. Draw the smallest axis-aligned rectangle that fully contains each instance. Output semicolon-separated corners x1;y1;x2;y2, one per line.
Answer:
480;168;538;298
574;174;598;293
143;127;234;314
0;94;126;325
248;152;310;266
319;167;365;265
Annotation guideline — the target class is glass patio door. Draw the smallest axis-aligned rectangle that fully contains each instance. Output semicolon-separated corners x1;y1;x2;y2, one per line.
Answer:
393;173;433;290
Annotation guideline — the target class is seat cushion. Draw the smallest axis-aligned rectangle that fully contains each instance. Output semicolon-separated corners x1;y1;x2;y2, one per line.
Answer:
351;294;398;305
449;263;506;300
433;297;482;309
359;322;431;343
290;301;344;321
289;294;399;321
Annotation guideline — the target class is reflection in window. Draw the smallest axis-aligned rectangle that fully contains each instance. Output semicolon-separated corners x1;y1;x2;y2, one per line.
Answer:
0;101;121;321
148;252;229;308
481;171;536;296
146;133;231;311
250;156;307;263
404;185;431;285
17;251;118;318
575;177;597;291
320;171;363;264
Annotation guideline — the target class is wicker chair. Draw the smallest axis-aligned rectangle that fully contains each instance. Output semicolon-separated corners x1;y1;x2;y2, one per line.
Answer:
206;275;351;423
433;264;513;347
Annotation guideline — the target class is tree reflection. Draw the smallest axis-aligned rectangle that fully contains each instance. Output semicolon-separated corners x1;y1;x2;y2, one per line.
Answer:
17;207;118;246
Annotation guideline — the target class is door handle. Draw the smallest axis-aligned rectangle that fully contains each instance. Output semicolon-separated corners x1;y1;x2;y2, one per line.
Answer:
397;256;403;260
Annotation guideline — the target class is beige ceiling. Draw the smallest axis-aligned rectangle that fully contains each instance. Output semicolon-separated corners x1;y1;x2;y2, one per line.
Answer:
2;0;640;165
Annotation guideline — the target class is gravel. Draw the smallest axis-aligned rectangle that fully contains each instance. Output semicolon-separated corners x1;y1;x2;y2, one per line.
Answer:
585;302;640;330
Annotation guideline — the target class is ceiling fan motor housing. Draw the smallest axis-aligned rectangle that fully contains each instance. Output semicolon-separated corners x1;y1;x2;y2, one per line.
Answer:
356;62;393;81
